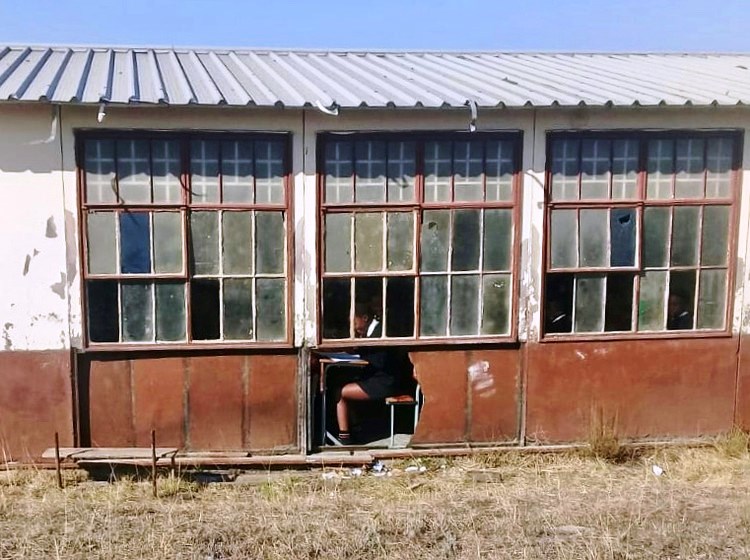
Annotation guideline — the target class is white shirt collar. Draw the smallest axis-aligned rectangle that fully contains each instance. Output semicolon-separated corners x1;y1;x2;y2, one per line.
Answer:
366;318;380;337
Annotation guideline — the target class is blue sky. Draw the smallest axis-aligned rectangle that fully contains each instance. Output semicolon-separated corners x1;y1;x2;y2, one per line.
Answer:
1;0;749;51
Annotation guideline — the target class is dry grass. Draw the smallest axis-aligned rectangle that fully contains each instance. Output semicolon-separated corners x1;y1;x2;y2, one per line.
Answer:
2;443;750;559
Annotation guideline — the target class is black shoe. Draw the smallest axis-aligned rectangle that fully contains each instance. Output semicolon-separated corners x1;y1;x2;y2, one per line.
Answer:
338;432;352;445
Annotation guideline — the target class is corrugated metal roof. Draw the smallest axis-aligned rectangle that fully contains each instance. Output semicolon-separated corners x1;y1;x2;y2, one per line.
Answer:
1;46;750;109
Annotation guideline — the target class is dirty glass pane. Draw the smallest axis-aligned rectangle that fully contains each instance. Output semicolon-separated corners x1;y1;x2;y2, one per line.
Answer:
121;281;153;342
706;137;733;198
87;280;119;342
355;212;383;272
387;141;415;202
190;140;220;203
485;140;514;201
450;275;479;335
190;211;219;275
574;276;604;332
355;141;386;202
221;140;254;203
85;139;116;203
119;212;151;274
152;140;181;203
675;138;705;198
223;278;253;340
325;213;351;273
420;210;450;272
610;208;636;267
611;139;638;199
701;205;729;266
638;271;667;331
255;212;285;274
153;212;183;273
87;212;117;274
668;270;696;330
647;139;674;199
191;279;220;340
643;207;670;267
481;274;510;335
419;276;448;336
386;212;413;271
579;209;607;267
323;278;351;339
424;141;452;202
551;139;579;201
697;269;726;329
117;140;151;204
454;141;483;201
255;140;285;204
604;273;633;331
580;139;610;199
452;210;481;271
256;279;285;340
670;206;700;266
222;211;253;274
550;209;577;268
155;282;185;341
325;141;353;203
483;209;512;271
385;277;414;337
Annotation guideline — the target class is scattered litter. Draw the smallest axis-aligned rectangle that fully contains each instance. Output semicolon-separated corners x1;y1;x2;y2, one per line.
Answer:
651;464;664;477
349;468;363;477
405;465;428;474
322;471;337;480
371;460;386;473
419;465;426;472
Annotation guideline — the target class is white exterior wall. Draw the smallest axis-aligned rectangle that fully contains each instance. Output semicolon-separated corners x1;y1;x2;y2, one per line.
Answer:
2;103;750;351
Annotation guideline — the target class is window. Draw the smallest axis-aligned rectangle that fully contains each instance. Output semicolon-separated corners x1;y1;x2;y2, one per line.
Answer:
319;132;521;342
81;134;290;345
544;131;739;336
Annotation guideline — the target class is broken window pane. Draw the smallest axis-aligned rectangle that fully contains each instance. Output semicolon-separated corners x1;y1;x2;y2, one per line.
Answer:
155;282;186;342
85;139;116;203
387;141;416;202
647;139;674;199
255;211;285;274
190;211;219;275
354;212;383;272
355;141;386;203
482;274;510;335
675;138;705;198
701;205;729;266
420;210;450;272
668;271;696;330
485;140;514;201
191;279;220;340
452;209;481;271
670;206;700;266
325;213;351;272
580;139;610;199
153;212;183;273
256;278;286;340
545;273;573;334
87;280;119;342
119;212;151;274
574;276;604;332
386;212;413;271
117;140;151;204
323;278;351;339
706;137;733;198
697;269;726;329
643;207;670;268
551;139;579;201
454;141;483;201
550;210;577;268
87;212;117;274
222;211;253;274
604;273;633;331
121;281;153;342
221;140;254;203
451;275;479;335
424;141;452;202
579;209;607;267
255;140;285;204
385;277;414;337
611;140;638;199
152;140;181;203
190;140;220;203
638;271;667;331
223;278;253;340
419;275;448;336
325;141;353;203
610;208;636;267
483;209;512;271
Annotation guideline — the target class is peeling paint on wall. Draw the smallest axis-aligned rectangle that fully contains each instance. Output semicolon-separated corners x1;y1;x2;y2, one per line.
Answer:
45;216;57;238
2;323;13;351
50;272;66;299
468;360;496;398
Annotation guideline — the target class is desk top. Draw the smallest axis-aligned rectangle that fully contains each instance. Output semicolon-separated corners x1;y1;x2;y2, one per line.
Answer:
319;357;368;366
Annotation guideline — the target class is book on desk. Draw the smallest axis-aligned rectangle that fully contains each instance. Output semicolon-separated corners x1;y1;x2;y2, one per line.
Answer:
317;352;364;363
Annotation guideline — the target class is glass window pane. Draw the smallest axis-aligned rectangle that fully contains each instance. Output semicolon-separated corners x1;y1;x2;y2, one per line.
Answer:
451;209;481;271
611;140;638;199
610;208;636;267
223;278;253;340
647;139;674;200
354;212;383;272
483;209;512;271
668;271;696;330
670;206;700;266
675;138;705;198
574;276;604;332
450;275;480;335
256;278;286;341
190;211;219;275
190;140;220;203
121;281;153;342
191;279;220;340
420;210;450;272
325;213;351;273
643;207;670;268
706;137;733;198
155;282;186;342
119;212;151;274
545;273;573;334
385;277;414;337
454;141;483;201
222;211;253;274
87;212;117;274
482;274;510;335
387;141;416;202
386;212;413;271
355;277;383;329
355;141;386;203
85;139;116;203
255;211;285;274
153;212;183;273
485;140;514;201
325;141;353;204
255;140;285;204
550;209;577;268
87;280;119;342
638;271;667;331
221;140;254;203
117;140;151;204
579;209;608;267
424;141;452;202
323;278;351;339
419;276;448;336
551;139;579;201
697;269;726;329
152;140;181;203
580;139;610;199
702;205;730;266
604;273;633;331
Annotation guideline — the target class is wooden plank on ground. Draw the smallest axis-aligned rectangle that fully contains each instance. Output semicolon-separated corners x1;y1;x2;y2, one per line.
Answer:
41;447;178;460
